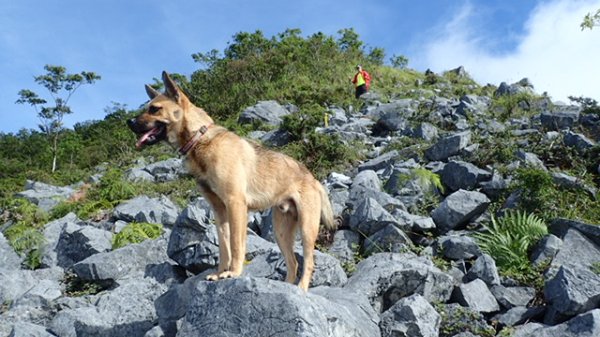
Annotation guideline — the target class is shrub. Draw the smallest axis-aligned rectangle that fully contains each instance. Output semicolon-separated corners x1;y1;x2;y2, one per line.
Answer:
1;199;48;269
473;210;547;274
112;222;163;249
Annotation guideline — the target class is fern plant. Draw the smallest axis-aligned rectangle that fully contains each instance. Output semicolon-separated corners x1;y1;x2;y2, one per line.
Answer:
411;167;444;194
473;210;547;273
112;222;163;249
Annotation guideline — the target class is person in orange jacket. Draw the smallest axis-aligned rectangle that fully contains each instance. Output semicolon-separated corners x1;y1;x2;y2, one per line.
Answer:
350;65;371;98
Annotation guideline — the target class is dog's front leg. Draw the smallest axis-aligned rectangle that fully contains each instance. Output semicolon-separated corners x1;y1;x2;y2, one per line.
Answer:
219;197;248;279
201;190;232;281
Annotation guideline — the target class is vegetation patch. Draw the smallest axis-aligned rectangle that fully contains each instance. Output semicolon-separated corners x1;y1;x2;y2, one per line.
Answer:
63;272;112;297
1;199;48;269
112;222;163;250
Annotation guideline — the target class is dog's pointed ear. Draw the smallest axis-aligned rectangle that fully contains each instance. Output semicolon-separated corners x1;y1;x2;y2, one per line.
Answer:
162;71;181;102
145;84;161;99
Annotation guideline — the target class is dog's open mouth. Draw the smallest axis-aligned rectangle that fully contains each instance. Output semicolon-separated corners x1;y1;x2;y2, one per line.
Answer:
135;122;167;149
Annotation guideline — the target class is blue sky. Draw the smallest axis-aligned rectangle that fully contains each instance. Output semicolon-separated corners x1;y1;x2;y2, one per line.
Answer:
2;0;600;134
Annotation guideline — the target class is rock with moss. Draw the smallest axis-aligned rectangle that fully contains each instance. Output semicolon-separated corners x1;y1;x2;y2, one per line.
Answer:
437;303;496;337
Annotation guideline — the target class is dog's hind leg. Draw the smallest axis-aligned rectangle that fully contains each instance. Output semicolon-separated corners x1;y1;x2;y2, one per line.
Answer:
273;206;298;284
297;189;321;291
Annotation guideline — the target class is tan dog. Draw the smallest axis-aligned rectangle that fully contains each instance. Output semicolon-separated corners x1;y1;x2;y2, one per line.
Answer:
127;71;335;290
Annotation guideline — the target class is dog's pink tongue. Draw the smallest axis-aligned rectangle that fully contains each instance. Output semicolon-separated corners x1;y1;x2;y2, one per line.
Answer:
135;127;159;148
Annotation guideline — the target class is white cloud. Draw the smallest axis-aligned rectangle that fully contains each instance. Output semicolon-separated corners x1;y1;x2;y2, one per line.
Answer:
416;0;600;103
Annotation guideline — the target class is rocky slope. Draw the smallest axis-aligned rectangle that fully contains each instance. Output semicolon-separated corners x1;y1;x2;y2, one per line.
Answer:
1;72;600;337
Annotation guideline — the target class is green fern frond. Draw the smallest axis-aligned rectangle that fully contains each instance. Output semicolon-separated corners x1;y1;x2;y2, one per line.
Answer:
411;168;445;193
112;222;163;250
473;210;547;273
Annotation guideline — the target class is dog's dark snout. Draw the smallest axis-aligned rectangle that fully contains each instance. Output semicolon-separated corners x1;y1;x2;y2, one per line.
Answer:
127;118;137;130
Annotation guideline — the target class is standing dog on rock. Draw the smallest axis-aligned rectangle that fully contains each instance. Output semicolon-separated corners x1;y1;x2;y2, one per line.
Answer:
127;71;335;290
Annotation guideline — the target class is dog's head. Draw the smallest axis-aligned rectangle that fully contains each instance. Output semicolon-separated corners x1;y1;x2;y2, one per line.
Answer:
127;71;196;149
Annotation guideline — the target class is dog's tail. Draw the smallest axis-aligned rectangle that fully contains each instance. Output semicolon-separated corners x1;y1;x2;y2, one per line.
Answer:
318;182;336;230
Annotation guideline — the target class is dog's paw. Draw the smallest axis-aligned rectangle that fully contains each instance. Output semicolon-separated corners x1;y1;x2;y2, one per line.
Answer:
205;271;241;281
205;273;220;281
217;271;241;279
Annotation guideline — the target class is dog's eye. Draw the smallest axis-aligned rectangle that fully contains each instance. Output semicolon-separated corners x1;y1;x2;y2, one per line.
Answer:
148;106;161;114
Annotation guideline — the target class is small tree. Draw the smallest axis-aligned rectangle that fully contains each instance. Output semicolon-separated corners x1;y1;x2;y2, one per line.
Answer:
581;9;600;30
390;54;409;69
16;65;100;172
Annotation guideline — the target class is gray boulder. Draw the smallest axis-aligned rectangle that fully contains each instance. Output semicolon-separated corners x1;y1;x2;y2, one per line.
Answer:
171;277;381;337
540;108;580;131
15;180;75;212
549;228;600;275
7;321;55;337
530;234;562;266
49;278;167;337
544;265;600;320
412;122;438;141
550;218;600;247
345;253;454;313
437;235;482;260
55;223;112;268
564;130;596;151
392;209;436;232
258;129;292;147
440;161;491;192
551;172;597;198
452;279;500;313
348;197;398;236
431;189;490;232
514;309;600;337
242;247;348;288
328;230;361;266
238;100;292;126
491;285;536;309
358;150;399;172
494;306;545;328
479;171;509;200
41;213;80;267
113;195;179;226
374;111;409;135
0;232;22;269
515;150;547;170
379;294;440;337
425;131;471;161
465;254;500;286
363;224;412;255
352;169;381;191
143;158;185;182
72;234;180;283
124;167;155;183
